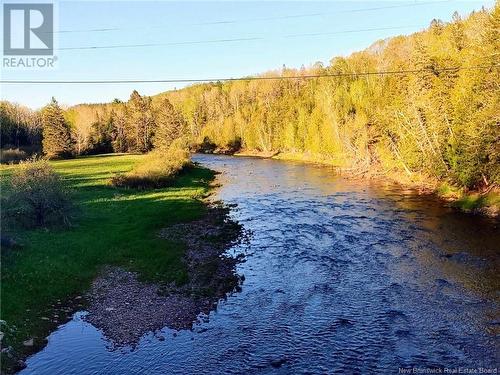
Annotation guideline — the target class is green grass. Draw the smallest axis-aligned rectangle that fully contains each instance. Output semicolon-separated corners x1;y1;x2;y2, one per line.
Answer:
453;191;500;211
436;182;461;198
435;182;499;215
0;154;215;369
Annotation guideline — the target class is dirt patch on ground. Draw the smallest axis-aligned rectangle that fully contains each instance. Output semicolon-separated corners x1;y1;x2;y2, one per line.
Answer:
84;203;246;346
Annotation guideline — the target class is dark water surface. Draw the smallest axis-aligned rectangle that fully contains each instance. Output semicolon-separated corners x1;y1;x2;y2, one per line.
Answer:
22;155;499;374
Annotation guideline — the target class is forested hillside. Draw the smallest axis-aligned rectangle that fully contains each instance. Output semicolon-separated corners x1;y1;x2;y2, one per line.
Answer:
2;5;499;190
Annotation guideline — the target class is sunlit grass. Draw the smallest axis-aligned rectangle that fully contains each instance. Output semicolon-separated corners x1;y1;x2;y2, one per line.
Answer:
454;192;500;211
435;182;499;214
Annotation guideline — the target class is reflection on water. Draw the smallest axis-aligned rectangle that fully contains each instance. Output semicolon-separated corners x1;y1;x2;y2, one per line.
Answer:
22;154;500;374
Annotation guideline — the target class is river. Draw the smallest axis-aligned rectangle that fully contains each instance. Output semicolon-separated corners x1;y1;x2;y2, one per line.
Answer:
21;154;499;374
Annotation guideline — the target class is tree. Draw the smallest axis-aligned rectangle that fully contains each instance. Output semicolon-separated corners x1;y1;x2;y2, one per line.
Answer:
153;98;186;150
88;112;113;154
110;108;128;153
451;11;465;51
0;101;42;150
126;90;155;153
42;98;73;159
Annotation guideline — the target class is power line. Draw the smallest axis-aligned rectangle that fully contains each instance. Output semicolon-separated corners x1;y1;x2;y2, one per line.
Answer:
285;25;423;38
55;27;120;34
54;25;423;51
196;1;449;25
339;0;452;14
59;37;264;51
2;65;498;85
46;0;450;34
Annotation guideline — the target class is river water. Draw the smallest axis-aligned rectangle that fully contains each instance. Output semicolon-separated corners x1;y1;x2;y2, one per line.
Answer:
22;154;499;374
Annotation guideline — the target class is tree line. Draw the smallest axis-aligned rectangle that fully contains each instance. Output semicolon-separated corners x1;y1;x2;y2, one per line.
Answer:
1;89;186;158
0;102;42;152
1;5;498;189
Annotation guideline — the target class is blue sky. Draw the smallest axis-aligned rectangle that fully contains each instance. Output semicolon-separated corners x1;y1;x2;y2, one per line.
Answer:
1;1;494;109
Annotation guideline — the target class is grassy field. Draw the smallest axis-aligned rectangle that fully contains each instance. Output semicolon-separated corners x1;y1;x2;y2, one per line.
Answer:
0;154;215;370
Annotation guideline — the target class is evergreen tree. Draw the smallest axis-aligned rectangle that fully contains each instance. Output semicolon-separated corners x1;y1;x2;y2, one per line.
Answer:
42;98;73;159
127;90;155;153
88;112;113;154
153;98;185;150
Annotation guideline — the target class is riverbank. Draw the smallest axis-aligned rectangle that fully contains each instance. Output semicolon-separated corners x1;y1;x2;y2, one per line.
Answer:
0;154;242;373
228;149;499;217
85;204;244;347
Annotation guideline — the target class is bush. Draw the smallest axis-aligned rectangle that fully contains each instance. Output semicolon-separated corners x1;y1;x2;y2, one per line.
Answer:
197;137;217;154
111;144;190;189
226;137;242;154
5;158;71;227
1;148;28;164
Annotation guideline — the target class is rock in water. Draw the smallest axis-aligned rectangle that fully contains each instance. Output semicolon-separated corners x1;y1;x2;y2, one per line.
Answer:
270;358;287;368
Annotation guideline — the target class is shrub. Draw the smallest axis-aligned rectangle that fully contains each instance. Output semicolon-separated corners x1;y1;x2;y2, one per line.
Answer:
226;137;242;154
5;157;71;227
197;137;217;154
111;143;190;189
0;148;28;164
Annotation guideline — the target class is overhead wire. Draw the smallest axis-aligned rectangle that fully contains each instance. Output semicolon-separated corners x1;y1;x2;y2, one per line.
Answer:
2;65;498;85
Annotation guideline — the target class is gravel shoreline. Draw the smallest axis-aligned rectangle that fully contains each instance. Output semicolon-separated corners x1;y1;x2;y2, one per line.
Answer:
84;203;245;346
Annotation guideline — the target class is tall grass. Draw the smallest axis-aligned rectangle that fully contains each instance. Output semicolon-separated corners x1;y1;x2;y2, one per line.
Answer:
111;144;190;189
0;148;28;164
